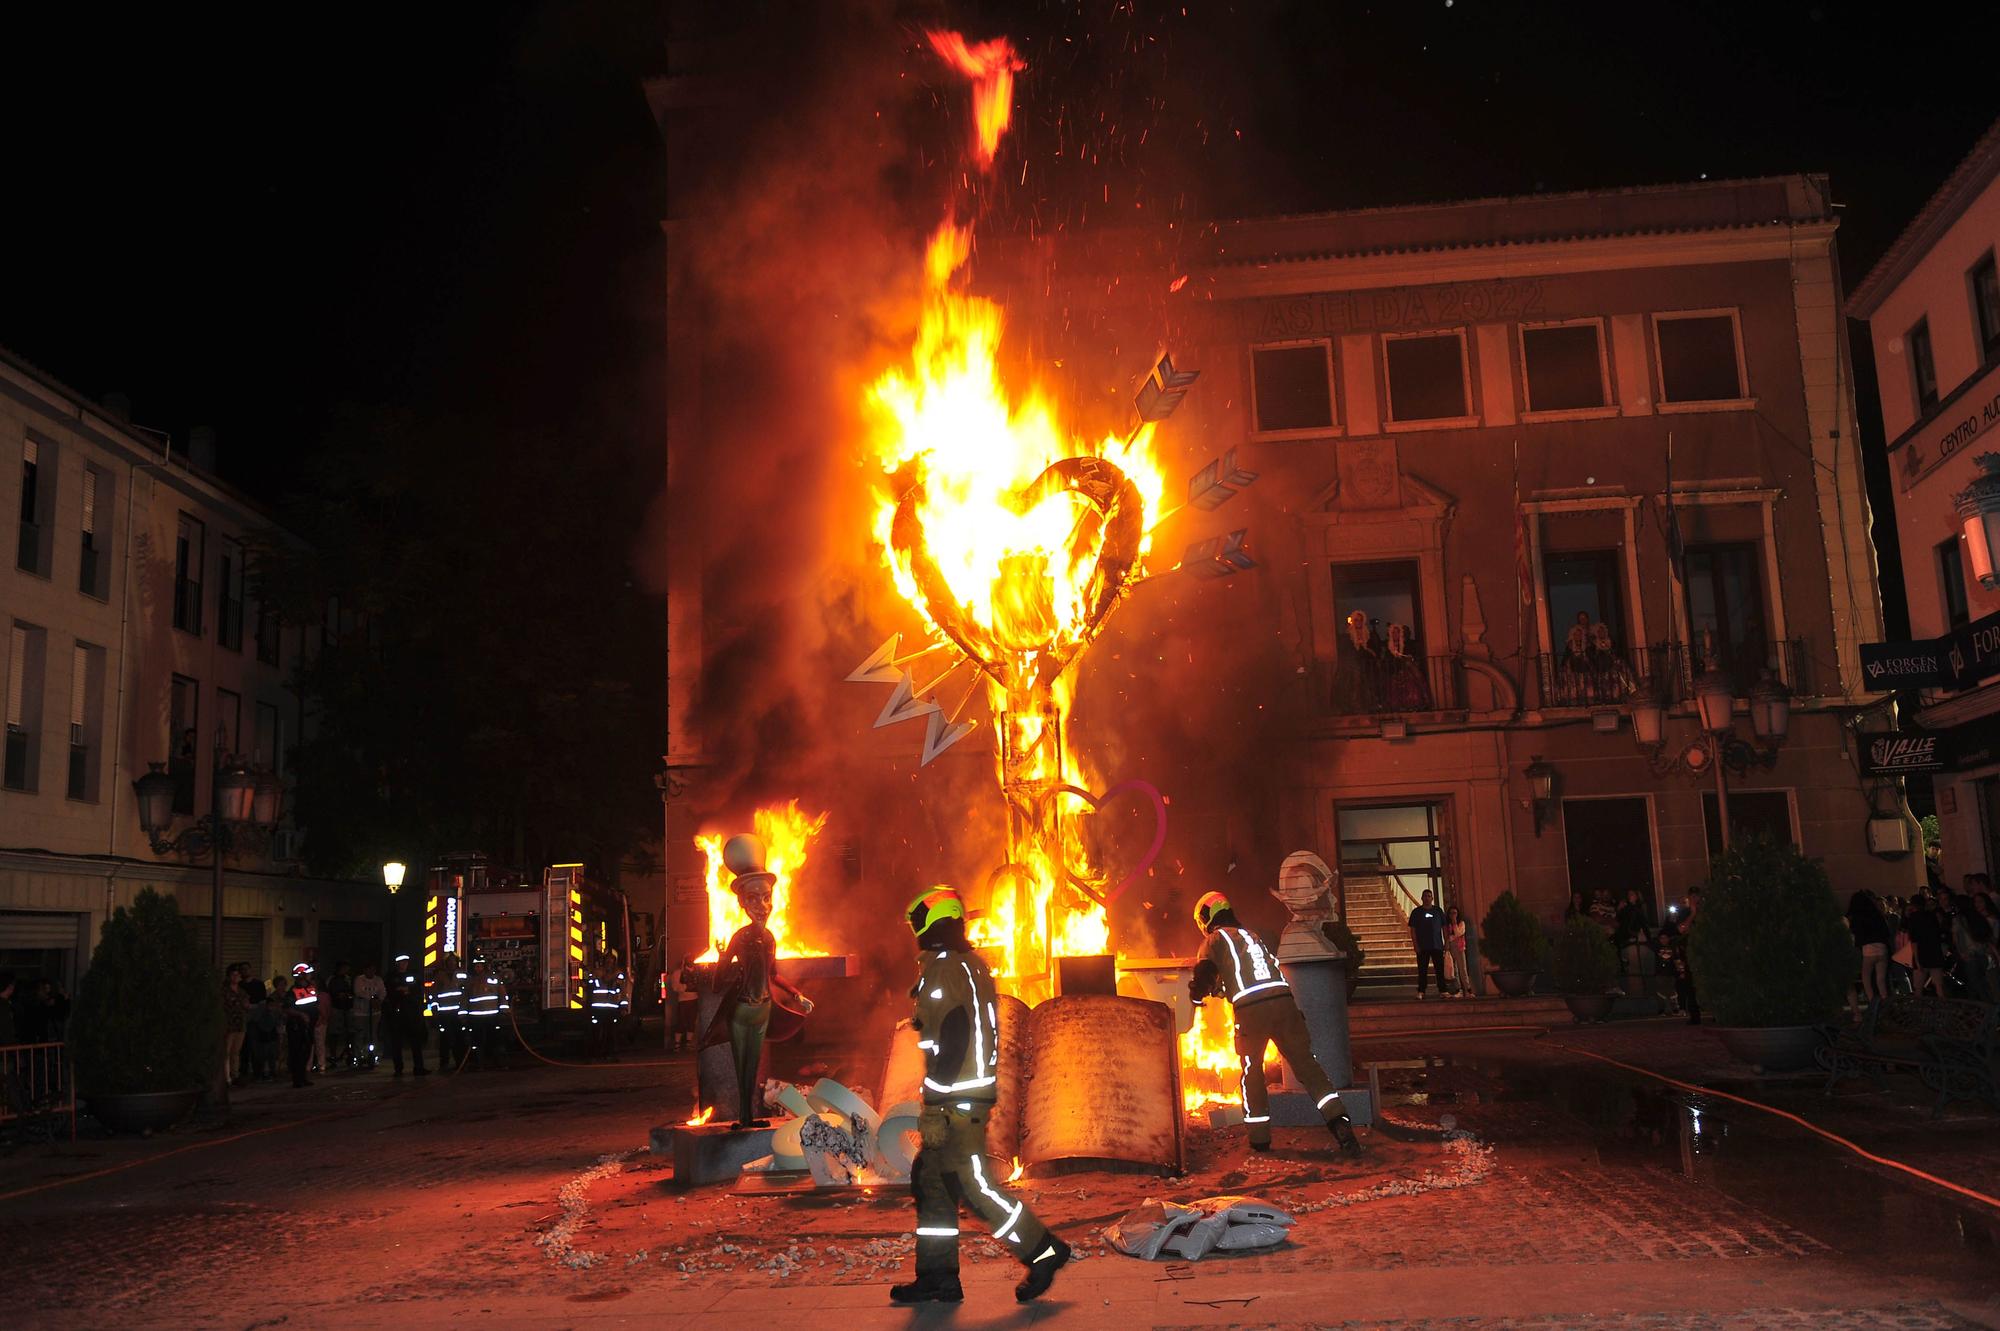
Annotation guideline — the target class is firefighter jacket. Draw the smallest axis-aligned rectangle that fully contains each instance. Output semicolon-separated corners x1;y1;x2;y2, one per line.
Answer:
429;962;467;1019
587;971;626;1023
910;947;1001;1107
1190;925;1291;1009
464;966;509;1023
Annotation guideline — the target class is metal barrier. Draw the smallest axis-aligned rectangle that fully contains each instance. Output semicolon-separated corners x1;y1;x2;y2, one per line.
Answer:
0;1041;77;1143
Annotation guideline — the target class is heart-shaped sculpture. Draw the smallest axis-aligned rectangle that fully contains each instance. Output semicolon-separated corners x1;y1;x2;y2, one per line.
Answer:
1035;779;1169;908
891;455;1145;687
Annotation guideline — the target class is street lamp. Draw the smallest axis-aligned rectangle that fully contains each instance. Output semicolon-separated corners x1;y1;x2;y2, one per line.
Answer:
382;861;407;894
132;726;283;970
1693;666;1737;734
1954;453;2000;590
1629;666;1788;853
1526;755;1560;837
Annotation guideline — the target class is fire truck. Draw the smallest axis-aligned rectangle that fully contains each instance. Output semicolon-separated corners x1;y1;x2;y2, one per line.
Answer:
423;854;636;1031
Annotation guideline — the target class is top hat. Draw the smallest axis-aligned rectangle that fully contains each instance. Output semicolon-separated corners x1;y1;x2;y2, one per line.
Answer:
723;833;778;893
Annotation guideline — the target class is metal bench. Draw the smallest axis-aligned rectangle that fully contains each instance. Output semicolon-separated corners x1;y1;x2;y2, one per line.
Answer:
1814;994;2000;1117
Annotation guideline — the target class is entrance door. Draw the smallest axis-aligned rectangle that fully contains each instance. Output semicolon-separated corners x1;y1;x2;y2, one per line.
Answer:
1336;802;1449;915
1562;797;1658;916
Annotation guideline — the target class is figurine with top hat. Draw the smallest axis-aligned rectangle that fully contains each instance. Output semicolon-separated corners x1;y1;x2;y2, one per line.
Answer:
704;833;814;1128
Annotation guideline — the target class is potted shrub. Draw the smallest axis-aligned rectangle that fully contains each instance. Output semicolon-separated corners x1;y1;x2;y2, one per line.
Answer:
1480;891;1549;996
1325;919;1367;1001
1552;915;1619;1022
71;889;222;1133
1689;837;1854;1072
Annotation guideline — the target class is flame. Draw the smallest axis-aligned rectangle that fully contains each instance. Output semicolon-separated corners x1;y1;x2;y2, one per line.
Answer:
864;29;1159;1000
1006;1157;1025;1183
926;31;1022;166
685;1105;715;1127
1179;1000;1245;1115
694;802;830;962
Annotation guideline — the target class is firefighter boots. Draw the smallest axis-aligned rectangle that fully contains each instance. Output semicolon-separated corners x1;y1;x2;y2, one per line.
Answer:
1330;1114;1362;1158
889;1274;964;1305
1014;1235;1072;1302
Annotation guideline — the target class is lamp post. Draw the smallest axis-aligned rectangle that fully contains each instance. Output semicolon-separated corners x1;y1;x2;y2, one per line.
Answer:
1631;662;1789;852
133;726;281;969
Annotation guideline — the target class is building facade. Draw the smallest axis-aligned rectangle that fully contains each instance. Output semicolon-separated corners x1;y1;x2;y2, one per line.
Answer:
1160;175;1916;953
1;347;386;991
1850;117;2000;888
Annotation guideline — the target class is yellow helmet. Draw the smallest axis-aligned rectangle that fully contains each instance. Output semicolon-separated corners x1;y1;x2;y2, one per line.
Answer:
906;886;966;937
1194;891;1232;933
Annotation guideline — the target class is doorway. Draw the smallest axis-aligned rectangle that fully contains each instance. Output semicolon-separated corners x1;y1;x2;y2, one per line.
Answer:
1336;802;1450;916
1562;796;1659;917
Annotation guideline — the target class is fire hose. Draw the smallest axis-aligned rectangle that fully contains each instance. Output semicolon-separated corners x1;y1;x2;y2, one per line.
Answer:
506;1005;683;1069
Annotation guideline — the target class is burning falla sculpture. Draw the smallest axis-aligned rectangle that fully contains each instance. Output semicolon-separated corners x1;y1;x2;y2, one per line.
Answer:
850;42;1189;1003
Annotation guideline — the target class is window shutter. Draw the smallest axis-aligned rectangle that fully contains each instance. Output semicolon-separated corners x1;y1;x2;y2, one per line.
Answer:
81;469;97;536
22;438;37;467
6;626;25;727
71;645;89;728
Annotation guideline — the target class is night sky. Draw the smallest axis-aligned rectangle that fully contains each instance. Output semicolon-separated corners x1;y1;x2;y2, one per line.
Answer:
3;1;1993;619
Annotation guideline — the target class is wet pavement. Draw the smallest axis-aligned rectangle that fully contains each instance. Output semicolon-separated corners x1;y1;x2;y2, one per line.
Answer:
4;1020;2000;1328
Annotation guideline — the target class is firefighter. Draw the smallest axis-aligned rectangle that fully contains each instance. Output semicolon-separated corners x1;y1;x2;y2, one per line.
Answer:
586;963;624;1058
285;963;319;1089
462;959;509;1070
430;951;468;1071
1189;891;1362;1157
382;955;429;1077
891;887;1070;1307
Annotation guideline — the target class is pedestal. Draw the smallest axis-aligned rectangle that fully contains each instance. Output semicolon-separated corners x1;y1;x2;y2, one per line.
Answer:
655;1122;778;1187
1280;957;1352;1089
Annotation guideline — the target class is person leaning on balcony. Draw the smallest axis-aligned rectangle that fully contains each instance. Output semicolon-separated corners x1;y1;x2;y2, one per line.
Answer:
1614;889;1655;980
1189;891;1362;1157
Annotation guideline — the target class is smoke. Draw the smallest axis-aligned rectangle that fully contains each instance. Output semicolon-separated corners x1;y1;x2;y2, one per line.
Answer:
653;3;1310;965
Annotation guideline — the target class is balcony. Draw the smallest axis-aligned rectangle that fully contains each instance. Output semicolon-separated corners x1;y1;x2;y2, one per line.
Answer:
1328;653;1463;719
1532;640;1808;711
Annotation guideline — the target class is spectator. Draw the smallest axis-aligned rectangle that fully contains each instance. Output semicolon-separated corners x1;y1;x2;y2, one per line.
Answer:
286;967;319;1088
1408;889;1448;1000
381;973;429;1077
353;963;385;1068
1442;906;1470;999
1906;892;1949;998
1566;891;1589;920
1659;889;1702;1024
237;969;266;1082
325;962;356;1069
222;965;249;1087
666;956;699;1051
249;987;281;1082
1613;889;1655;980
1952;894;2000;1001
1846;890;1892;1015
1588;889;1619;933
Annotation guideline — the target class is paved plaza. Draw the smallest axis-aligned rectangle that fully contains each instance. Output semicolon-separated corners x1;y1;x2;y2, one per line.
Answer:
5;1020;2000;1329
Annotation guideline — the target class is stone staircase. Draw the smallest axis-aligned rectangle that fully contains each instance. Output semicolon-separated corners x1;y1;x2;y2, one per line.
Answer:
1342;871;1419;995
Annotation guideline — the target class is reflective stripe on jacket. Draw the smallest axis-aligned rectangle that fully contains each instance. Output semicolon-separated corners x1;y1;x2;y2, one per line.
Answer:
1198;925;1290;1006
911;948;1001;1105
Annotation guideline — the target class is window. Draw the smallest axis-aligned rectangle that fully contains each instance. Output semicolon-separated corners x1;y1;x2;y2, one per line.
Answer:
1520;321;1608;413
1330;559;1430;714
6;623;47;792
1940;535;1971;630
1972;253;2000;365
17;436;53;576
255;598;281;667
174;514;205;636
170;674;199;815
1383;331;1470;422
1546;550;1627;649
67;642;105;802
217;538;245;651
1908;317;1939;414
1654;311;1746;404
78;465;110;599
255;700;282;774
1250;342;1337;435
216;688;242;760
1702;790;1795;859
1684;543;1768;691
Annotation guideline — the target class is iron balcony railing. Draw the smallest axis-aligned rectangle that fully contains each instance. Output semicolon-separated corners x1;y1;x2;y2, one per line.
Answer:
1534;639;1808;710
0;1041;76;1142
1328;653;1462;717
